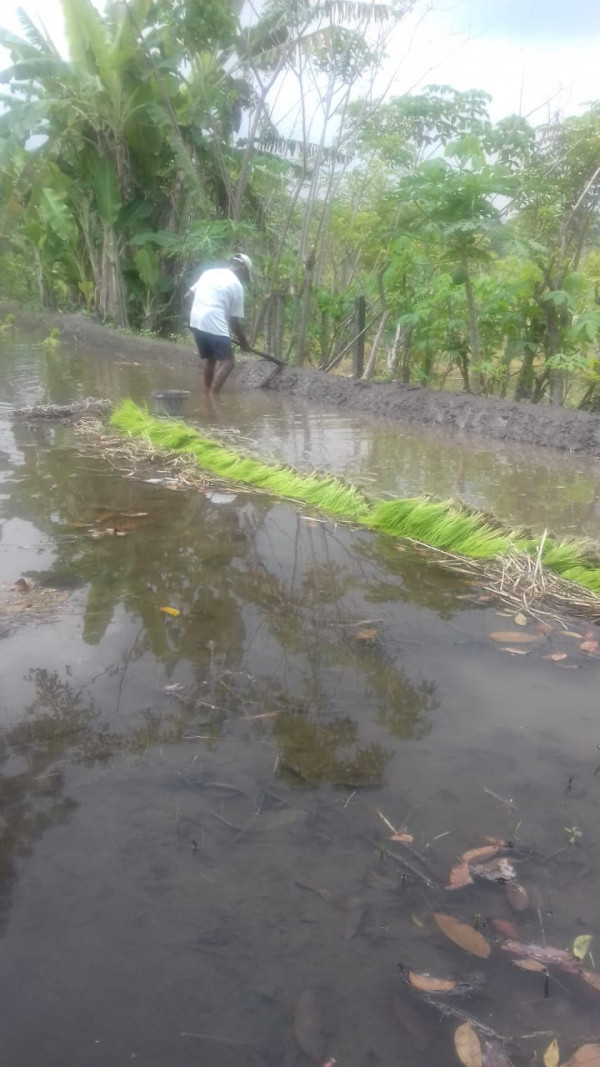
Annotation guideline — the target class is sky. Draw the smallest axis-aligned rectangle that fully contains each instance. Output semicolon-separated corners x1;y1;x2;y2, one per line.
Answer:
0;0;598;125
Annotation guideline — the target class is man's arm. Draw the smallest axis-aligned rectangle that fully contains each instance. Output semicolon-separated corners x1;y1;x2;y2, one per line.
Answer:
230;317;250;352
182;287;194;312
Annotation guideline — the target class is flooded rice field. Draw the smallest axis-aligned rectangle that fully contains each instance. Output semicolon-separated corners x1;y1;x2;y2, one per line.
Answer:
2;335;600;1066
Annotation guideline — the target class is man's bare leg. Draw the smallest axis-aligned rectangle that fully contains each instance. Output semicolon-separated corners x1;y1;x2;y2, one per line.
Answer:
211;358;234;395
203;358;216;392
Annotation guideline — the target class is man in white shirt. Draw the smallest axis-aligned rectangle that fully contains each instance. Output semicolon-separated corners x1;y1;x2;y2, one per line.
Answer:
185;254;252;395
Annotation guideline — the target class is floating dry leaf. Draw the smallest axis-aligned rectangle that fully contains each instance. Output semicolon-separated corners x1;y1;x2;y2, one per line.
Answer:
580;640;599;653
580;969;600;992
491;918;519;940
543;652;568;661
160;606;180;617
563;631;583;639
489;632;539;644
454;1021;483;1067
411;913;424;928
544;1039;560;1067
573;934;593;961
407;970;457;993
433;914;491;959
12;577;35;593
537;621;553;635
512;959;546;972
122;511;148;518
505;882;529;912
104;527;127;537
503;940;576;968
461;845;500;864
472;858;516;882
514;613;528;626
501;647;529;655
484;837;507;847
389;831;414;843
564;1045;600;1067
447;862;474;890
356;628;378;640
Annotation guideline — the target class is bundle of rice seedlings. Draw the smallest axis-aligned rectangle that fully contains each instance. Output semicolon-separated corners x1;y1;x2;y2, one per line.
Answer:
110;400;600;604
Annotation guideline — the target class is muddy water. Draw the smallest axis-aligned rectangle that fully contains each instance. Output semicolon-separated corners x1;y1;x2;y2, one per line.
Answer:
1;336;600;1066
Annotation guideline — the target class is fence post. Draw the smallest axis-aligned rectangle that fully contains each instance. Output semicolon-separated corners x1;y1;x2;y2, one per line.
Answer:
353;295;366;379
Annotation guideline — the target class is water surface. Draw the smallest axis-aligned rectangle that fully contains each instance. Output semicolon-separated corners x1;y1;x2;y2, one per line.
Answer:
0;335;599;1066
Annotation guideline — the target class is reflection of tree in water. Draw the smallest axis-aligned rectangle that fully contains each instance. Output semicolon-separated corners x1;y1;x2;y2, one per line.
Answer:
273;712;391;788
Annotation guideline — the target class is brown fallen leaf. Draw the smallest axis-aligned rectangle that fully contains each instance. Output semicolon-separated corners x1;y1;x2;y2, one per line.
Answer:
461;845;500;864
12;577;35;593
502;940;577;969
491;918;519;940
505;882;529;912
564;1045;600;1067
294;990;326;1062
104;527;127;537
501;648;529;655
484;837;507;847
563;631;583;639
393;996;430;1051
543;652;568;661
454;1020;483;1067
584;630;596;640
472;857;516;882
389;831;414;843
489;631;539;644
512;959;546;972
544;1039;560;1067
580;640;599;653
514;612;528;626
407;970;457;993
356;628;378;640
537;621;553;635
580;969;600;992
122;511;148;518
446;862;474;890
433;913;491;959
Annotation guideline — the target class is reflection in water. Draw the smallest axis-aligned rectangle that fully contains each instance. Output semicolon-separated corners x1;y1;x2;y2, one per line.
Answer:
3;335;600;1065
274;713;390;787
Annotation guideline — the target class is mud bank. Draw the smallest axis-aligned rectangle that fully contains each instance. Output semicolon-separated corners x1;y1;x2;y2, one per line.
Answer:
9;309;600;457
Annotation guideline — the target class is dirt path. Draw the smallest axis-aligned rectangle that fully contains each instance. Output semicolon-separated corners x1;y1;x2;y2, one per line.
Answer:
8;309;600;457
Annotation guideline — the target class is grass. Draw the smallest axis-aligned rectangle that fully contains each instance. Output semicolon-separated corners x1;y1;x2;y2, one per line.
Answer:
111;399;600;601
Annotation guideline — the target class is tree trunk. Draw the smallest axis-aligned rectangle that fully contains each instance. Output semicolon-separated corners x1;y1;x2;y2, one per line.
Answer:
515;344;536;400
33;246;55;308
387;321;402;374
362;312;388;380
463;266;481;393
319;308;331;369
98;224;128;326
294;257;315;365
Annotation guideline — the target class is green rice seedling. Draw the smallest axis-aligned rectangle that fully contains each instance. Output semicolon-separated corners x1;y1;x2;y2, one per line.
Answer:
110;400;600;602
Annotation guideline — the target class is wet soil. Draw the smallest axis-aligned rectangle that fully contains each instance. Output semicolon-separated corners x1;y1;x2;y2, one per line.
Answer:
7;308;600;457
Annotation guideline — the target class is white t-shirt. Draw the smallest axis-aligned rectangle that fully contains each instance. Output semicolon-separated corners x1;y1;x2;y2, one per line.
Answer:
189;267;244;336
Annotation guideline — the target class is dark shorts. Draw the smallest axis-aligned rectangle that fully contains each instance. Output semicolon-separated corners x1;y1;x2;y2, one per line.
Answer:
190;328;234;361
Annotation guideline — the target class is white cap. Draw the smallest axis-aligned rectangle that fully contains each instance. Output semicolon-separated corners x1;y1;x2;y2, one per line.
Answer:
232;253;253;278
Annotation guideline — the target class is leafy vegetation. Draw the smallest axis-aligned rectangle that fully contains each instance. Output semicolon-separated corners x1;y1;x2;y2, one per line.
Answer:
1;1;600;404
